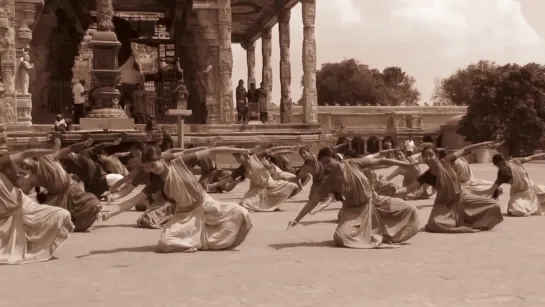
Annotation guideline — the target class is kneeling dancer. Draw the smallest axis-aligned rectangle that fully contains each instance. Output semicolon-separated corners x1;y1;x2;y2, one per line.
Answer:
395;141;504;233
100;146;252;253
288;147;420;249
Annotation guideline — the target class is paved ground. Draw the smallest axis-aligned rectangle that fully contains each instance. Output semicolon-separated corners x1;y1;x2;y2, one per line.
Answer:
3;164;545;307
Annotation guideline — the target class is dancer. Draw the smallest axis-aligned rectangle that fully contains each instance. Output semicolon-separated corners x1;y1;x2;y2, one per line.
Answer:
19;138;102;232
99;146;252;253
385;150;434;200
483;152;545;217
0;149;74;264
287;147;420;249
198;156;232;193
359;148;400;197
449;153;494;196
238;145;302;212
395;141;504;233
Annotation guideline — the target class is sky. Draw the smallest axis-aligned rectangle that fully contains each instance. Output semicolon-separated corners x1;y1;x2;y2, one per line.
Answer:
230;0;545;105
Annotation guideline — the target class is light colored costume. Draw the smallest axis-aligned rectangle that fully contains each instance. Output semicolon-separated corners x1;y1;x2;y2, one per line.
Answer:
146;157;252;252
423;158;503;233
504;160;545;217
318;158;420;248
0;172;74;264
240;155;299;212
454;157;493;196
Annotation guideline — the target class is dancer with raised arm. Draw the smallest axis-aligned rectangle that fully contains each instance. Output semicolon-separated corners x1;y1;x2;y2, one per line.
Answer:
0;148;74;264
99;146;252;253
287;147;420;249
238;145;301;212
483;152;545;216
395;141;504;233
18;137;102;232
385;149;434;200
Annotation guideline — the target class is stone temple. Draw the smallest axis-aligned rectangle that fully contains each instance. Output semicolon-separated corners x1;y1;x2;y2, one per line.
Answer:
0;0;466;151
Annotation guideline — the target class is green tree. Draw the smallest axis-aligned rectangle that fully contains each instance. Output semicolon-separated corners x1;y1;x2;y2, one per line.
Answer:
457;62;545;156
432;60;497;106
315;59;420;106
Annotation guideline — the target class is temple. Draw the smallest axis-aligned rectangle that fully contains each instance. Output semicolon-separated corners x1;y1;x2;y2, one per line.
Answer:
0;0;316;126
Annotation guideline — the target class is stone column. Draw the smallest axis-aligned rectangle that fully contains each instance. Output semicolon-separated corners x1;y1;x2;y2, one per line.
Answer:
241;41;256;86
261;28;272;121
301;0;318;123
0;0;17;128
218;5;233;123
14;0;40;126
85;0;131;130
277;5;292;123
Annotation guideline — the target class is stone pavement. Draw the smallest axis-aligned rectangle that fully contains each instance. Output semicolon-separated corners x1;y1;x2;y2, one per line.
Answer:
2;164;545;307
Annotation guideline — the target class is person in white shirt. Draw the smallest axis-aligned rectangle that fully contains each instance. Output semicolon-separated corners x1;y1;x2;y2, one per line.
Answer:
404;136;415;156
72;80;87;124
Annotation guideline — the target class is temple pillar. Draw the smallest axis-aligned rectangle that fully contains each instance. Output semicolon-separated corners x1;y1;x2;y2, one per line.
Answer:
14;0;42;126
301;0;318;123
261;28;272;122
241;41;256;86
0;0;17;128
83;0;132;130
277;4;292;123
218;5;233;123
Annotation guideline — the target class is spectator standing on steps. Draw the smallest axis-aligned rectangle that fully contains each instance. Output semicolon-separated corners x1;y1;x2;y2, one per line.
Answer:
72;80;87;124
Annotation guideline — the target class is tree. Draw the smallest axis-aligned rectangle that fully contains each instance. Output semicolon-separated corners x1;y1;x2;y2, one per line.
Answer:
314;59;420;106
431;60;497;106
456;62;545;156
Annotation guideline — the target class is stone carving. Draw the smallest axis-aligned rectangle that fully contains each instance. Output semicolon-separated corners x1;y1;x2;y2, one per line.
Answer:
261;28;272;111
278;9;292;123
218;5;234;124
17;51;32;94
174;80;189;109
301;0;318;123
241;41;256;86
4;102;13;123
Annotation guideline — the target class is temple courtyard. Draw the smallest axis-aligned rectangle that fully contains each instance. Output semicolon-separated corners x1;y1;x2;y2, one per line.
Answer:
2;163;545;307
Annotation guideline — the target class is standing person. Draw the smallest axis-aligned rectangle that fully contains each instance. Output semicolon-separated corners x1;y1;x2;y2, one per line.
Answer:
72;80;87;124
160;126;173;152
257;82;268;123
404;136;415;157
236;79;248;123
132;83;146;124
395;141;504;233
0;149;74;264
246;82;258;120
99;146;253;253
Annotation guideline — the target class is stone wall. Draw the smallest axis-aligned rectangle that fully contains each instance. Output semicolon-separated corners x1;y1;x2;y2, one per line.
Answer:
270;105;467;136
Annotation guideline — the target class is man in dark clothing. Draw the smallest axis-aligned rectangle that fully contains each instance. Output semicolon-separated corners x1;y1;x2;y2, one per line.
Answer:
160;126;173;151
246;82;259;121
235;79;248;123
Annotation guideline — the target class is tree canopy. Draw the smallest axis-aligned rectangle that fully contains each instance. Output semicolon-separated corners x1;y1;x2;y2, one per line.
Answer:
431;60;498;106
314;59;420;106
455;62;545;156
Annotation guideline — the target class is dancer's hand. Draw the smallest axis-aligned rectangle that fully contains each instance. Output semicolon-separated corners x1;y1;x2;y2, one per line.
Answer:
287;220;298;229
97;212;110;222
85;138;94;147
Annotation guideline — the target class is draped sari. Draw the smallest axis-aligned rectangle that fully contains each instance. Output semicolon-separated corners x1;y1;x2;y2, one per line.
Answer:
296;155;326;198
454;157;493;196
35;155;101;232
320;160;419;248
240;155;299;212
0;171;73;264
151;157;252;252
424;159;503;233
505;160;545;217
262;157;295;181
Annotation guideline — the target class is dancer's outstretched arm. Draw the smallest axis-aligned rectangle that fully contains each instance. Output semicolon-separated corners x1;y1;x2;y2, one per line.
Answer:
163;146;249;163
352;156;416;168
516;153;545;164
80;136;122;157
100;191;149;220
0;149;52;166
445;140;503;161
364;148;398;159
52;139;94;160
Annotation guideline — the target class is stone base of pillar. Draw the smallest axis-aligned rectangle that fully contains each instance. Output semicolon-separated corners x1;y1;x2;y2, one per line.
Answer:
80;116;134;130
16;93;32;126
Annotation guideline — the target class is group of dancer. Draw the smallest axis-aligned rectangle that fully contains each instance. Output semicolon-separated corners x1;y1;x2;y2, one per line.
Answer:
1;133;545;264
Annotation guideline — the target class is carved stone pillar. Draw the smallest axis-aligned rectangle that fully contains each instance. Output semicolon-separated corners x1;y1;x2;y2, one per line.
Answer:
301;0;317;123
14;0;40;126
277;6;292;123
84;0;132;130
218;5;233;123
241;41;255;86
261;28;272;121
